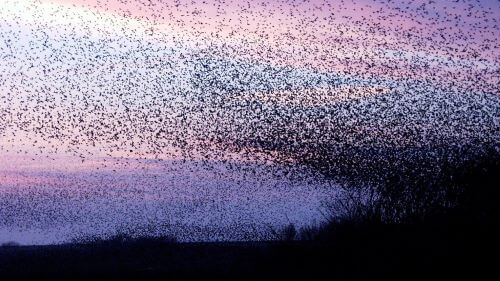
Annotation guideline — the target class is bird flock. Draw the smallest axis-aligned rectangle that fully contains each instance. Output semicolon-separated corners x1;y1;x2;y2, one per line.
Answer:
0;0;498;244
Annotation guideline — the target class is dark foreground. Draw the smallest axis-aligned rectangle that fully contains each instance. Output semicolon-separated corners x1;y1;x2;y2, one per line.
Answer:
1;148;498;280
0;224;497;280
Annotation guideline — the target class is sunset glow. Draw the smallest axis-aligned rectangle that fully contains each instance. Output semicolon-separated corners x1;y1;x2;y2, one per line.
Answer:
0;0;498;245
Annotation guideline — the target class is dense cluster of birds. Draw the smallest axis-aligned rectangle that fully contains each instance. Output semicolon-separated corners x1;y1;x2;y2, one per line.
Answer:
0;0;498;243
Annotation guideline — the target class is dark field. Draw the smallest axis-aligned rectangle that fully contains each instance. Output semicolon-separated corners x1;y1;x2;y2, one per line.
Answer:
1;223;498;280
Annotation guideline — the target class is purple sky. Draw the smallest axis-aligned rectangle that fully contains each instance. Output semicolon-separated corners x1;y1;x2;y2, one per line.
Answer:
0;0;498;244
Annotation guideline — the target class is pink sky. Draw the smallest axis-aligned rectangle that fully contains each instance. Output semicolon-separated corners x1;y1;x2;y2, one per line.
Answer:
1;0;498;176
0;0;498;244
37;0;499;72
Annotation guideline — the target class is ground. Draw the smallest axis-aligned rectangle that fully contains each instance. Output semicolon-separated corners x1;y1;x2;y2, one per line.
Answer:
0;223;497;280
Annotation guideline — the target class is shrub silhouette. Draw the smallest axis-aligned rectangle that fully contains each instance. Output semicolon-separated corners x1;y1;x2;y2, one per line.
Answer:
1;241;20;247
306;144;500;235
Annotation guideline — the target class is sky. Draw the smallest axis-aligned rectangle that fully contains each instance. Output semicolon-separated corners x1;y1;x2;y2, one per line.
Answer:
0;0;498;244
